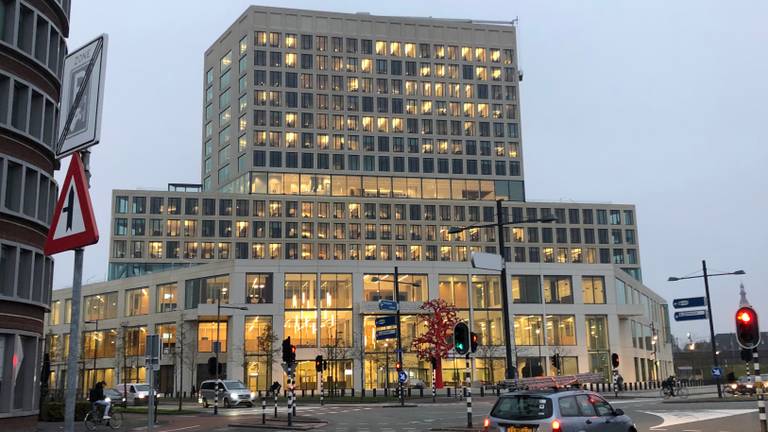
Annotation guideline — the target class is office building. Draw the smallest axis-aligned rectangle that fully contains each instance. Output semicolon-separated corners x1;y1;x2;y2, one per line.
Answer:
45;6;672;395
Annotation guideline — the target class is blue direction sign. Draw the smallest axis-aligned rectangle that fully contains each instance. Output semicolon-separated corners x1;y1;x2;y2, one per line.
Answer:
378;299;398;311
674;309;708;321
375;316;397;327
376;328;398;340
673;297;707;309
712;367;723;377
398;370;408;384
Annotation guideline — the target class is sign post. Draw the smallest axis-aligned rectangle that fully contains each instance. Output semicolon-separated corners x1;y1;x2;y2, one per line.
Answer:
673;297;707;309
145;334;160;432
674;310;708;322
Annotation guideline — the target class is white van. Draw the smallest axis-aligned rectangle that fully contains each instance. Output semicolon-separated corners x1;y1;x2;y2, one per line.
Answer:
198;380;255;408
114;383;160;405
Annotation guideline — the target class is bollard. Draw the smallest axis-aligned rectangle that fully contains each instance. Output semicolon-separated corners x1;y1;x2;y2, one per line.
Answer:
420;388;424;398
447;387;451;397
373;388;376;397
352;388;355;397
274;390;278;418
261;396;266;424
480;386;485;397
342;388;346;397
408;387;411;397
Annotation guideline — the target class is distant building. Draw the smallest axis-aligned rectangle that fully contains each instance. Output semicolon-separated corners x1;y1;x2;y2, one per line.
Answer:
0;0;71;428
673;332;768;381
44;6;672;397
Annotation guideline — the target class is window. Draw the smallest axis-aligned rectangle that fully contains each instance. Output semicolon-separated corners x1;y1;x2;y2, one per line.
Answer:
83;292;118;320
246;273;273;304
543;276;573;304
438;275;468;308
363;274;427;302
184;275;229;308
284;273;316;309
198;321;227;352
586;315;609;350
582;276;606;304
471;275;501;308
511;275;541;303
125;287;149;316
514;315;543;345
546;315;577;345
157;283;177;313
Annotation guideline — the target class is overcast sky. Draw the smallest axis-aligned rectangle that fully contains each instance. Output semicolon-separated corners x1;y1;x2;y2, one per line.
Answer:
53;0;768;339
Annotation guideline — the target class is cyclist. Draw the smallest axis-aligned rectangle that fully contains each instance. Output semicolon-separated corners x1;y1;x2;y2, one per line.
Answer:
662;375;677;397
89;381;111;420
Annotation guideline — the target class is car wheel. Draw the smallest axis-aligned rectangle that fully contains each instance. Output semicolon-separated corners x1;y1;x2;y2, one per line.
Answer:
629;427;638;432
224;398;231;408
203;398;209;408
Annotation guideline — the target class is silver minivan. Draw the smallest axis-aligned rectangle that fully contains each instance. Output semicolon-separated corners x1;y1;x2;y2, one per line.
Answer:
198;380;255;408
486;390;636;432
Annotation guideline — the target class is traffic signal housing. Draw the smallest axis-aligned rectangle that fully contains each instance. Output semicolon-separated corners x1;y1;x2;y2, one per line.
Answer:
395;361;402;371
315;355;324;372
741;348;754;362
454;322;470;355
551;354;561;371
736;306;760;349
611;353;620;369
470;332;479;353
282;337;292;363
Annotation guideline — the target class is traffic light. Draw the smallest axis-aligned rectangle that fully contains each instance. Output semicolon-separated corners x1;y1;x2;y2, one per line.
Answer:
322;360;328;371
207;356;217;376
454;322;470;355
395;361;402;371
291;344;297;363
315;355;324;372
282;337;292;363
736;306;761;349
470;332;479;353
611;353;620;369
551;354;561;370
430;356;437;369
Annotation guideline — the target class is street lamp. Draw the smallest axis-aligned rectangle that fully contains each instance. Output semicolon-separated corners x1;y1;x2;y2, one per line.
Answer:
85;320;98;390
535;327;542;377
448;199;557;381
213;286;248;415
668;260;745;398
371;269;421;407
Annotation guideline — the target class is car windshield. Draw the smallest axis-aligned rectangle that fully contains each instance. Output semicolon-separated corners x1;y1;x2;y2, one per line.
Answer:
491;395;553;420
134;385;150;391
224;381;246;389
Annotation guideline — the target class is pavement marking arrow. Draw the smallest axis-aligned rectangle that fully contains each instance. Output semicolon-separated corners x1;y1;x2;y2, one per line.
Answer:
643;409;754;429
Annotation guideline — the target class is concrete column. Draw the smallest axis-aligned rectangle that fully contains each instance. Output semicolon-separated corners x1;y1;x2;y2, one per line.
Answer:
229;313;245;381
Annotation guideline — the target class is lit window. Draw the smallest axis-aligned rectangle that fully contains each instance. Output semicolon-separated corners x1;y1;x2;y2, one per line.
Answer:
125;287;149;316
239;36;247;55
285;33;297;48
198;322;227;352
390;41;401;56
404;43;416;58
375;40;386;55
220;51;232;70
462;46;472;61
475;47;486;62
361;58;372;73
285;52;296;67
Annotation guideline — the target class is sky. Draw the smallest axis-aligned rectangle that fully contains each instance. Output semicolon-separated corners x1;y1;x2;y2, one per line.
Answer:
52;0;768;340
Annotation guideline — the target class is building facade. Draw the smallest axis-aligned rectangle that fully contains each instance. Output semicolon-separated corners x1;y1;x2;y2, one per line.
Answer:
0;0;70;427
44;6;672;396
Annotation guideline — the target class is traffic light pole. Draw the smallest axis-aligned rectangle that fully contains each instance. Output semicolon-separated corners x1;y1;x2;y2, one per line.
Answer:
319;370;324;406
287;365;292;426
465;353;472;428
496;199;515;381
753;349;767;432
394;266;405;407
701;260;723;399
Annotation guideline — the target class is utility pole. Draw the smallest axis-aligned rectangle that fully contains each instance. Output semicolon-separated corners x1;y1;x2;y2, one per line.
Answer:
394;266;404;407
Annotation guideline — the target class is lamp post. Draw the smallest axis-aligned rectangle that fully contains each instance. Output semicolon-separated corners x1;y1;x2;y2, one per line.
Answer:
449;199;556;380
85;320;98;390
668;260;745;398
371;270;421;407
535;327;542;377
213;285;247;415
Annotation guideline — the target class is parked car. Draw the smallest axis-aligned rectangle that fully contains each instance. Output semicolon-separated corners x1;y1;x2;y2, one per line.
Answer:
407;378;426;389
198;380;255;408
114;383;160;405
727;374;768;396
485;389;637;432
104;388;126;404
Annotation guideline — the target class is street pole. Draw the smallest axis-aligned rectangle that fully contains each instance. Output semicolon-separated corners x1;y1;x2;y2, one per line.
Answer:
753;349;767;432
287;364;293;426
394;266;404;407
214;286;221;415
465;353;472;428
495;199;515;380
178;319;183;411
702;260;723;398
63;248;84;432
91;321;98;388
385;345;390;395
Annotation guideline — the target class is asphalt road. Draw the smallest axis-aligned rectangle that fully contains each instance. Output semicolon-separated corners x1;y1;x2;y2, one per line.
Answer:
39;394;761;431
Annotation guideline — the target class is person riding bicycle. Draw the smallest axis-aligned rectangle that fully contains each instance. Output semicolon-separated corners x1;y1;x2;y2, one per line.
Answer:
89;381;111;420
662;375;677;397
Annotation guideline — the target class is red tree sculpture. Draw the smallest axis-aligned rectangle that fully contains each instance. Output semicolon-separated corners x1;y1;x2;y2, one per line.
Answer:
411;299;459;389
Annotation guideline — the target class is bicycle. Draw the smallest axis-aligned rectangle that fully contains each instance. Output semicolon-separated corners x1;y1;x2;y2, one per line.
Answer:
84;404;123;431
660;383;689;399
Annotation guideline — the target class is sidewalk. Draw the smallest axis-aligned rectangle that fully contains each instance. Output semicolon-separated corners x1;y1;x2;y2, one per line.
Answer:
603;384;717;399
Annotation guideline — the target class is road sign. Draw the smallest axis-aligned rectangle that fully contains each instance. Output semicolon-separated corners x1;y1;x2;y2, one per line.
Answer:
44;153;99;255
57;34;108;159
378;299;398;311
471;251;503;271
375;316;397;327
712;367;722;377
674;309;708;321
673;297;707;309
398;371;408;384
376;329;398;340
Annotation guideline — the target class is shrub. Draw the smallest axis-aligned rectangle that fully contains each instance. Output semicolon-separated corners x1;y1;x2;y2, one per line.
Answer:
39;400;92;422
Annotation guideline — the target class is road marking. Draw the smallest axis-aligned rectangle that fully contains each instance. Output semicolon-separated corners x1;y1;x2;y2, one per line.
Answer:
159;427;200;432
643;409;754;429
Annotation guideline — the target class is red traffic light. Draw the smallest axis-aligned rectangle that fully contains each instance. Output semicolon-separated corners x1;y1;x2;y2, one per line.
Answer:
735;306;761;350
395;361;402;371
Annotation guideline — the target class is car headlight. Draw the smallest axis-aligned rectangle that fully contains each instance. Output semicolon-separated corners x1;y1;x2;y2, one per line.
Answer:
198;398;203;404
747;384;754;388
731;384;738;389
250;392;256;399
105;397;111;403
231;392;237;399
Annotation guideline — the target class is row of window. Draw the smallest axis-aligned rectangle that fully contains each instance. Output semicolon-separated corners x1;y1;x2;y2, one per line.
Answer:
0;154;57;227
115;195;634;225
115;218;636;248
0;239;53;307
0;72;60;150
112;239;638;266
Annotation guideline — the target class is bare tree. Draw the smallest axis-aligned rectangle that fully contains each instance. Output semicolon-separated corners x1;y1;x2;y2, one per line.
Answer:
256;323;280;391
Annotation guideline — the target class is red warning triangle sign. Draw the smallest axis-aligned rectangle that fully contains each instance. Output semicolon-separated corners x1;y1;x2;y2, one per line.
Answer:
44;152;99;255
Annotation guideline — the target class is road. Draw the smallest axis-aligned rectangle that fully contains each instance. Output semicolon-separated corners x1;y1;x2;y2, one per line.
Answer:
39;394;762;431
